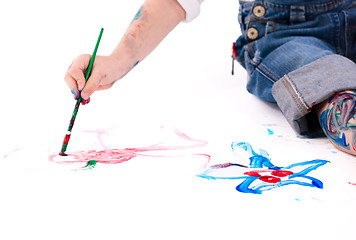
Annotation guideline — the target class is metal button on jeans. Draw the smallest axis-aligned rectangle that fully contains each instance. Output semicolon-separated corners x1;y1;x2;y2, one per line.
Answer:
247;27;259;40
253;5;266;17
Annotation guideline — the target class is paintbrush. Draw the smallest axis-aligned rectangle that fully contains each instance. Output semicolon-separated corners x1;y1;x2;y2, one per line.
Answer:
59;28;104;156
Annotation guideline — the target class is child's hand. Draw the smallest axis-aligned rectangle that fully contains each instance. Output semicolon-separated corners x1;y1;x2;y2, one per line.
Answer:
64;54;123;101
64;0;186;102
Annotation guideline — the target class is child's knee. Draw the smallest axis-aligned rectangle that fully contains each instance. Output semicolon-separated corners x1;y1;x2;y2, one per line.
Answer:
317;90;356;155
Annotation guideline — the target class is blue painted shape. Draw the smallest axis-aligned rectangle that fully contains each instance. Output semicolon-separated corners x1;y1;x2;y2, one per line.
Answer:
283;159;328;175
197;142;329;194
231;142;279;170
236;177;259;194
231;142;259;156
249;156;280;170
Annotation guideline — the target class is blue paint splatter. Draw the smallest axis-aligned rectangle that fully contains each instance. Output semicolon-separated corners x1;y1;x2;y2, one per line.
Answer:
197;142;329;194
267;129;274;135
131;6;144;23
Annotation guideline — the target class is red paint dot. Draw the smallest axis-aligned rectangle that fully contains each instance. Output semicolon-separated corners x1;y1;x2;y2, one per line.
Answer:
81;97;91;105
271;170;293;177
259;175;281;183
312;102;316;105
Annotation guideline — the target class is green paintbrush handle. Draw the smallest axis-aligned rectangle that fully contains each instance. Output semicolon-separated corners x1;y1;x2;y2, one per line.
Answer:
60;28;104;156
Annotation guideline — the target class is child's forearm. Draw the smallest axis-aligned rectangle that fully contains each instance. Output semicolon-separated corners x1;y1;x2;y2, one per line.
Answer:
110;0;186;77
64;0;185;100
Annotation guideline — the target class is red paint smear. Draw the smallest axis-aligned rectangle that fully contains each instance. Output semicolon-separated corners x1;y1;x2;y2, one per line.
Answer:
50;129;210;167
194;154;211;169
244;169;271;176
244;171;261;177
244;170;292;183
311;197;324;203
349;182;356;186
271;170;294;177
259;175;281;183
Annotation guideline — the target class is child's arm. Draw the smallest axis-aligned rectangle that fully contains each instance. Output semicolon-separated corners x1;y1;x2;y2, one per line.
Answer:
64;0;186;100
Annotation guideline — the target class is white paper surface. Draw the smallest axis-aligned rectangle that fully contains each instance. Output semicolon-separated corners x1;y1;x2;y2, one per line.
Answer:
1;0;356;239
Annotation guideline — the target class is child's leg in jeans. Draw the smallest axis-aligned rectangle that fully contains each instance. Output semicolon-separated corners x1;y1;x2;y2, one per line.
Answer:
316;90;356;155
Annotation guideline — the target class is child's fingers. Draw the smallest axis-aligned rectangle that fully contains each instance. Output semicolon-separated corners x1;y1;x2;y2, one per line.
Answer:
69;54;91;90
80;69;105;100
64;55;90;92
68;68;86;91
65;55;118;100
64;72;80;98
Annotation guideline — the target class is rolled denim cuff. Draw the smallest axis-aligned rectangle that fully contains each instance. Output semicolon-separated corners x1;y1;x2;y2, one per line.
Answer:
272;54;356;136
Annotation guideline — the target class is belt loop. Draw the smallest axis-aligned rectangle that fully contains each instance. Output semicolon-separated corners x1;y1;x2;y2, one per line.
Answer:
265;21;276;35
290;5;306;23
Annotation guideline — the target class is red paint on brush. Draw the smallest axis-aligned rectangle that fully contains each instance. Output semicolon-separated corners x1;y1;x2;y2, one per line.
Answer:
62;134;71;144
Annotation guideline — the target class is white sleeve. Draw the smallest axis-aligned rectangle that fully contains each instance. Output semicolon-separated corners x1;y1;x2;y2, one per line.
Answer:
176;0;204;22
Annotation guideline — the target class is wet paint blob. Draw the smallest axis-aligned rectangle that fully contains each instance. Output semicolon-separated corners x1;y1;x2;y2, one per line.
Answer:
79;160;97;170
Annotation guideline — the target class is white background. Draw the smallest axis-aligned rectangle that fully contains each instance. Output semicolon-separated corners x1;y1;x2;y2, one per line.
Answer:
1;0;356;239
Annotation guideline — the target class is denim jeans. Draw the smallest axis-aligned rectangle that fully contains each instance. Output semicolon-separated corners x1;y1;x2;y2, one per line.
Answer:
234;0;356;136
